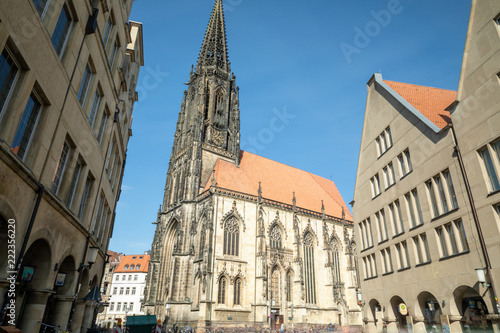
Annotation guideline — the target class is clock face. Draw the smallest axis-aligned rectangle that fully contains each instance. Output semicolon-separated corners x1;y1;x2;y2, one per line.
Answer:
212;130;224;145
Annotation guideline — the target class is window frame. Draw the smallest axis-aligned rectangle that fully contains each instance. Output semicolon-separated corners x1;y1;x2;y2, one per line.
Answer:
11;91;43;161
0;47;20;118
51;3;74;58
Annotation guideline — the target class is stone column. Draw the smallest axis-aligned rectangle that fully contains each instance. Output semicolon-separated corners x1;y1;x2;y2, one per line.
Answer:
80;302;94;333
51;295;74;330
412;316;427;333
449;315;463;333
363;318;377;333
70;299;87;333
18;289;53;333
384;318;398;333
486;315;500;333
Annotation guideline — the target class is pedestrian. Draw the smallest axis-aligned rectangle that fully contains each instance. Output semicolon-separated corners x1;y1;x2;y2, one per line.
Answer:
280;324;284;333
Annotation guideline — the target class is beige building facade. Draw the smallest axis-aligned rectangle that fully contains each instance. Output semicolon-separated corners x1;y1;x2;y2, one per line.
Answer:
144;0;361;330
353;1;500;333
0;0;143;331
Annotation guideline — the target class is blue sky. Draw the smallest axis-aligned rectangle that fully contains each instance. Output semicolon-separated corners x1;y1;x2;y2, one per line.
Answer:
110;0;472;254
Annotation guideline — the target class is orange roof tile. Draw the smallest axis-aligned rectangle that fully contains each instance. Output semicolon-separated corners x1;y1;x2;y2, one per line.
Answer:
384;80;456;129
203;151;352;220
115;254;150;273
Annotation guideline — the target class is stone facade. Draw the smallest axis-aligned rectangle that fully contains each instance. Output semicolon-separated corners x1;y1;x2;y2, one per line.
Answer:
144;0;360;331
0;0;143;331
353;1;500;333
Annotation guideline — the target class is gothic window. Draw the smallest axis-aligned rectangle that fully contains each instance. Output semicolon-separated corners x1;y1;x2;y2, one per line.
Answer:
286;271;293;302
223;217;239;256
271;268;281;306
217;277;226;304
270;225;282;249
199;225;206;257
330;240;341;284
303;232;317;304
194;275;201;308
234;278;241;306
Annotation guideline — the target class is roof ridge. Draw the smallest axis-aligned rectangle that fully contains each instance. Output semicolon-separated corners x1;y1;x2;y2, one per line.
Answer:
308;173;352;219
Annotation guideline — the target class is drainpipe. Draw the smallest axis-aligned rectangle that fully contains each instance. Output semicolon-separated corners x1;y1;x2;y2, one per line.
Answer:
451;126;499;314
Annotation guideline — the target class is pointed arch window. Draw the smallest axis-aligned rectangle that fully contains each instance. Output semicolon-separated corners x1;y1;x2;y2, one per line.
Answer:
199;224;207;258
286;271;293;302
303;232;317;304
217;277;226;304
330;240;341;284
270;225;282;249
223;217;239;256
271;268;281;306
234;278;241;306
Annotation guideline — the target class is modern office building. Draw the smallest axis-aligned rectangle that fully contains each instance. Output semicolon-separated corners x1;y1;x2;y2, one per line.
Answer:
352;1;500;333
0;0;143;331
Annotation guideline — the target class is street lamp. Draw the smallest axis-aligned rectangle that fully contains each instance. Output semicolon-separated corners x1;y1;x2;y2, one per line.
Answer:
124;306;130;332
78;247;99;272
476;268;491;287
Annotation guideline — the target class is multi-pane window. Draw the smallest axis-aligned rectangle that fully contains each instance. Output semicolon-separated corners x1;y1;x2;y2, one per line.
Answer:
375;127;393;157
51;3;73;57
362;254;377;279
131;287;136;295
223;218;239;256
97;108;109;144
375;210;388;243
88;89;101;128
406;189;424;228
113;287;117;295
122;275;125;281
370;173;381;198
108;39;119;69
115;275;119;281
128;274;132;281
125;287;130;295
11;93;42;160
398;149;413;178
33;0;50;17
134;275;138;281
395;241;410;270
286;271;293;302
116;302;121;311
479;145;500;192
427;170;459;218
380;248;393;274
65;159;82;209
78;176;92;219
271;269;281;306
0;48;19;115
413;233;431;265
436;220;469;258
109;302;115;311
234;279;241;305
119;287;124;295
217;277;226;304
102;16;114;49
51;141;71;194
383;162;396;189
270;225;282;249
78;64;92;106
359;218;374;250
303;233;317;304
389;200;404;236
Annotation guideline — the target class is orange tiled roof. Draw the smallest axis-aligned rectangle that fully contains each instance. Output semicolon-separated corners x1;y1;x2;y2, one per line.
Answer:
114;254;149;273
203;151;352;220
384;80;456;129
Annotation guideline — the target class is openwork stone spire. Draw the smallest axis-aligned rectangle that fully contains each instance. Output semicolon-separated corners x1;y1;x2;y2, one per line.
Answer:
196;0;230;72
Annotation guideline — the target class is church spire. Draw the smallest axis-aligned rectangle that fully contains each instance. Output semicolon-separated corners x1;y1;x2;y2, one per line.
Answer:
196;0;230;73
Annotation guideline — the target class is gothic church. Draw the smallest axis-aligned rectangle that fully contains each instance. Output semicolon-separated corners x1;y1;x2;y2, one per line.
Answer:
144;0;361;329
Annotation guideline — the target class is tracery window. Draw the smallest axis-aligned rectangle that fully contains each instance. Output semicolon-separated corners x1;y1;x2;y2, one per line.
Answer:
223;217;239;256
303;233;317;304
270;225;282;249
234;278;241;306
330;240;341;283
271;268;281;306
286;271;293;302
199;225;206;257
218;277;226;304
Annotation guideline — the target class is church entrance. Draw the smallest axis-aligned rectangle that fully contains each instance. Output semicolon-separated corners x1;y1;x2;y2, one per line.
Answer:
272;313;283;332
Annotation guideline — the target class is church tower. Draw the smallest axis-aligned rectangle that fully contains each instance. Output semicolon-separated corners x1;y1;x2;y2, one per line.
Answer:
145;0;359;328
163;0;240;208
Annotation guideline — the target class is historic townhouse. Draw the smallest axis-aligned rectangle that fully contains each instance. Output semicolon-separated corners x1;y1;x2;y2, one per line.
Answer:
353;1;500;333
0;0;143;331
144;0;361;330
